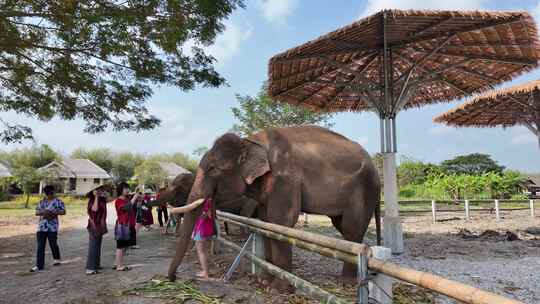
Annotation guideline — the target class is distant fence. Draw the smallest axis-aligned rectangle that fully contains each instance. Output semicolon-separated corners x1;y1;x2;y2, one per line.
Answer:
392;199;536;222
217;211;523;304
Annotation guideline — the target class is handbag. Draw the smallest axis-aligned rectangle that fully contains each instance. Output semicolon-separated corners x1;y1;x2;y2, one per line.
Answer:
115;223;131;241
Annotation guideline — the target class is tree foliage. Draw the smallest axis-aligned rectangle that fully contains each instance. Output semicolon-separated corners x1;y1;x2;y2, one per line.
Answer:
111;152;145;183
147;152;198;174
12;166;45;208
231;85;334;137
441;153;504;175
0;144;60;169
0;0;244;143
398;156;441;187
134;160;167;190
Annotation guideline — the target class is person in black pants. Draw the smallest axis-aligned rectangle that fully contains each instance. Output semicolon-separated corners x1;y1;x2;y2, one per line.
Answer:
30;185;66;272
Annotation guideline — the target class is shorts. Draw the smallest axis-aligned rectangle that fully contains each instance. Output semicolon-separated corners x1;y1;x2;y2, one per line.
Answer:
192;231;216;241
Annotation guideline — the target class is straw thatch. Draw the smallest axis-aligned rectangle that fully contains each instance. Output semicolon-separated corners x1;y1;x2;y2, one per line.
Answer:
434;79;540;128
267;9;540;113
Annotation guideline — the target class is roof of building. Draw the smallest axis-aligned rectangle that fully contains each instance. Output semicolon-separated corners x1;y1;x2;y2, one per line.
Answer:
0;161;12;177
39;159;111;179
526;175;540;186
158;162;190;179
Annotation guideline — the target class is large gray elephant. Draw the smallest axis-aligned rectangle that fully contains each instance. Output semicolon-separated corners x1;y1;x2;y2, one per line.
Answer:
168;126;381;290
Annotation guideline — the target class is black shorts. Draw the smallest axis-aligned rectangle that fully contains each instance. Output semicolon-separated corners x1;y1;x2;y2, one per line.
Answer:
116;227;136;249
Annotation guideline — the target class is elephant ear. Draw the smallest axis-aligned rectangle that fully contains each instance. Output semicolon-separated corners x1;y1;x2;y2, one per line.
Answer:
240;140;270;185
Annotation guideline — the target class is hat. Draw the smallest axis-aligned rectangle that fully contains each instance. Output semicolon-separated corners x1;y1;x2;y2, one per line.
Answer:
87;183;113;196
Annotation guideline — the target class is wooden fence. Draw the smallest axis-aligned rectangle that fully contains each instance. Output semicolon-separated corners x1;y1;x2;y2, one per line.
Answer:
393;199;535;223
217;211;523;304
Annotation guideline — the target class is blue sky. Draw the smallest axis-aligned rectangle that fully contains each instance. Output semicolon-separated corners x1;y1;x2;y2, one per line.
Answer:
4;0;540;172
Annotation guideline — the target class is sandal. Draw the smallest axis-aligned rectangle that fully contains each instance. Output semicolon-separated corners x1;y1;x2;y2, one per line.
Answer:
86;270;99;275
116;266;131;271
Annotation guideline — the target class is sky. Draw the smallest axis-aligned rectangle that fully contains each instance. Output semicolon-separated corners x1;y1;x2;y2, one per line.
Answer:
3;0;540;172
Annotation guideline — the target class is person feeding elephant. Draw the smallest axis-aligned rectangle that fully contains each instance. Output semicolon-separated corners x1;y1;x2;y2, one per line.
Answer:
169;198;214;279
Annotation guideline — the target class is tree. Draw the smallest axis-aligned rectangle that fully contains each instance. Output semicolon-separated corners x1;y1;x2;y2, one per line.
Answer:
398;156;441;187
12;166;44;208
0;144;60;169
71;148;114;173
441;153;504;175
111;152;145;183
148;152;198;174
134;160;167;190
231;85;334;137
0;0;244;143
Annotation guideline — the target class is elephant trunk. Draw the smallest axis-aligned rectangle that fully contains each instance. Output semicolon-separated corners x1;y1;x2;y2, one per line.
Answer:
167;168;211;281
148;188;176;208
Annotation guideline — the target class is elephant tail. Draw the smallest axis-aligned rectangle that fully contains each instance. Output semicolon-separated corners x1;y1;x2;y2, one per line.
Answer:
375;198;381;246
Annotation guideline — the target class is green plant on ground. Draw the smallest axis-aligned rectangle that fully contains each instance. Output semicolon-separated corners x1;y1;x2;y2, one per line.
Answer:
121;277;222;304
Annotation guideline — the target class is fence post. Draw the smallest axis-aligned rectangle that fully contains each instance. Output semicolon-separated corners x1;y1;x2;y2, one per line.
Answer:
431;200;437;223
494;199;500;222
357;251;369;304
212;221;222;254
251;232;265;275
369;246;393;304
531;199;535;217
304;213;309;226
464;200;470;221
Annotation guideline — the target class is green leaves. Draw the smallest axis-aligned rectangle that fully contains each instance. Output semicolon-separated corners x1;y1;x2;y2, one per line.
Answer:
0;0;244;142
440;153;505;175
231;84;334;137
134;160;168;190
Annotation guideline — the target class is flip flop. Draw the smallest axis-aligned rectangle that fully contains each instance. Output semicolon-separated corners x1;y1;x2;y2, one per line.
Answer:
116;266;131;271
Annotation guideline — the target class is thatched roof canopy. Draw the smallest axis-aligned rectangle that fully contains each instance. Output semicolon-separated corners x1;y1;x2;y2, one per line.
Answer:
267;9;540;114
434;79;540;128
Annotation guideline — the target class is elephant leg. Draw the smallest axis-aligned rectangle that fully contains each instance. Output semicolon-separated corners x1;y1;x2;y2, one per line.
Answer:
330;215;343;235
339;188;375;280
263;176;301;292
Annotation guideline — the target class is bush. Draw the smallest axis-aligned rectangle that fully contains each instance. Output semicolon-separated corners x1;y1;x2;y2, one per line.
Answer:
399;187;416;198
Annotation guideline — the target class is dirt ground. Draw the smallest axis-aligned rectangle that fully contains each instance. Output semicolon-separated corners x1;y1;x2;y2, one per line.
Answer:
0;207;539;304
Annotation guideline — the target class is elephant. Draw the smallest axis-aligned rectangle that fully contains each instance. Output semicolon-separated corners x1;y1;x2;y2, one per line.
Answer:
150;172;258;234
167;125;381;291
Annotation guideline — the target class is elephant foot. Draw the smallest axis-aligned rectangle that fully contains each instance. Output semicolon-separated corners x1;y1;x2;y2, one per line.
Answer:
168;272;177;282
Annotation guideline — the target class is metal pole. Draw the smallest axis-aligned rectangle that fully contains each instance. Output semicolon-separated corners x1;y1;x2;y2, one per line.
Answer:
252;233;265;274
223;233;255;282
391;117;397;153
385;118;392;152
357;252;369;304
380;117;386;152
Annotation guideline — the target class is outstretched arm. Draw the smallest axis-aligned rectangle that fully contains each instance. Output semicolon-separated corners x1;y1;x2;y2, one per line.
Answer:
169;198;205;215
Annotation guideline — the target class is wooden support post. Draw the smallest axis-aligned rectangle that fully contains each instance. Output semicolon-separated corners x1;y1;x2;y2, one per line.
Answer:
431;200;437;223
531;199;535;217
369;246;393;304
464;200;470;221
494;199;500;222
357;251;369;304
304;213;308;226
252;232;265;275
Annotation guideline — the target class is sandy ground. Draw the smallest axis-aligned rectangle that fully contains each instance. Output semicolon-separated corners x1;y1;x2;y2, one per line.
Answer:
1;206;539;303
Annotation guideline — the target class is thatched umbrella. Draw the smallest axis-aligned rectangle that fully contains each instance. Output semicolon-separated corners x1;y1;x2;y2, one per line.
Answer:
434;79;540;148
267;9;540;253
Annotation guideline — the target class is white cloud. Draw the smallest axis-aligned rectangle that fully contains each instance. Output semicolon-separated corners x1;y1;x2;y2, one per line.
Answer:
255;0;299;26
511;127;537;145
533;1;540;24
359;0;485;18
206;20;252;64
428;125;455;136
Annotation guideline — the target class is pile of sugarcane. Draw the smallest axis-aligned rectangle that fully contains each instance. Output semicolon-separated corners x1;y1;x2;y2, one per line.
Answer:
121;277;223;304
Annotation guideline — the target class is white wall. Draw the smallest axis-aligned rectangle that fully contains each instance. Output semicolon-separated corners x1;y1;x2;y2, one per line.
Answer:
75;178;107;195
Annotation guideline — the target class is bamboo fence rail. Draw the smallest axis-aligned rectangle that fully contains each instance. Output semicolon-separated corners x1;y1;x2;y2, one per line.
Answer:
218;211;525;304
